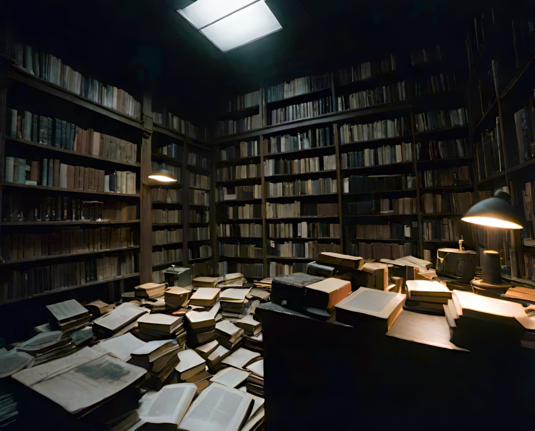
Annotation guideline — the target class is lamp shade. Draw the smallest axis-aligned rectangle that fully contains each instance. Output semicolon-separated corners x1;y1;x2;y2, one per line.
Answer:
148;169;177;183
461;190;523;229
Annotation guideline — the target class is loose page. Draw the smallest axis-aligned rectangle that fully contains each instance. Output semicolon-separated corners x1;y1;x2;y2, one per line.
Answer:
92;333;146;361
221;348;260;369
138;383;196;425
210;368;250;388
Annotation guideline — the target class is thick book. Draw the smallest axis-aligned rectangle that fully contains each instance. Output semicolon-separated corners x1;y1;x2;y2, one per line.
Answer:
317;252;364;271
271;273;324;308
304;277;352;310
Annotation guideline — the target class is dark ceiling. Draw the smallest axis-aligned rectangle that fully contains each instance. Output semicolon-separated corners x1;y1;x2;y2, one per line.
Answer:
3;0;489;128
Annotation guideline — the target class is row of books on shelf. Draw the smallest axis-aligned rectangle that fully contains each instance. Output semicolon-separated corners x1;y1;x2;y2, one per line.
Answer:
514;104;535;163
189;245;212;259
268;222;340;239
266;74;330;102
263;127;332;154
264;155;336;176
344;174;416;193
220;141;260;161
345;223;418;240
217;114;261;137
422;218;461;241
7;109;138;164
152;248;183;266
152;162;181;180
266;202;338;218
152;228;183;246
348;241;414;260
1;227;137;262
187;151;210;170
414;71;457;96
217;164;261;181
218;185;262;201
1;196;137;223
218;204;262;220
190;173;210;189
337;60;373;86
190;261;212;278
419;138;472;160
154;112;205;141
420;167;471;187
151;188;181;204
341;142;414;168
228;90;260;111
337;81;408;111
414;108;468;132
188;227;210;241
347;198;417;215
422;192;474;214
0;252;137;302
269;262;307;278
155;143;182;160
267;241;340;259
270;97;334;125
12;43;141;119
219;244;263;259
339;116;411;144
217;223;261;238
5;157;137;194
216;261;263;279
190;190;210;206
189;209;209;223
152;209;182;224
410;45;442;65
266;178;337;197
476;121;505;179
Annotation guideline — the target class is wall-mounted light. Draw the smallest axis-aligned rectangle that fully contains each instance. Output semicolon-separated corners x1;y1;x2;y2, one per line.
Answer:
149;168;178;183
177;0;282;53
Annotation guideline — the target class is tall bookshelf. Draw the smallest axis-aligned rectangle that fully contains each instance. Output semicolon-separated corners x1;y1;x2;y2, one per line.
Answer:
464;0;535;282
214;50;474;277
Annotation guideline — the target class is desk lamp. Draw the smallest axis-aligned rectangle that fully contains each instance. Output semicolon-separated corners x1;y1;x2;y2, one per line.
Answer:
148;168;178;183
461;190;523;292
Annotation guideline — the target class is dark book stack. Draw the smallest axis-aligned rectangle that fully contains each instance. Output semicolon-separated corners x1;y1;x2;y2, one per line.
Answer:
217;163;261;181
266;202;338;218
167;112;204;140
157;142;182;159
264;127;332;154
341;142;413;168
218;204;261;220
152;247;183;266
1;226;136;261
0;251;137;302
229;89;260;111
421;167;472;187
337;60;372;85
404;281;452;316
417;138;471;161
187;150;209;170
189;244;212;259
345;174;416;193
337;81;408;111
217;185;261;201
267;178;337;197
216;320;245;350
188;208;209;223
218;223;262;237
421;192;474;214
271;272;324;311
269;262;308;278
346;197;416;215
271;97;334;125
266;74;330;102
12;43;141;119
217;114;261;136
1;194;137;222
339;116;411;144
220;140;259;160
187;227;210;241
190;173;210;189
414;71;457;96
345;223;418;240
414;108;468;132
219;243;263;258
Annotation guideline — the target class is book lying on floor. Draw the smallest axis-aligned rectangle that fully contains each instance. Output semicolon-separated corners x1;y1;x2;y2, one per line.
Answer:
46;299;91;332
165;287;191;309
189;288;221;307
246;358;263;377
137;383;197;428
138;314;183;335
176;349;206;381
185;303;220;330
210;367;250;388
194;340;219;359
221;347;260;369
178;383;253;431
129;339;181;366
93;303;149;337
192;277;222;288
12;347;146;414
92;333;146;362
84;300;115;317
235;315;262;336
335;287;406;332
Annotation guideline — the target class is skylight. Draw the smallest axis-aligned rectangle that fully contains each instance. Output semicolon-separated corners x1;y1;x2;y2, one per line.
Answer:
177;0;282;53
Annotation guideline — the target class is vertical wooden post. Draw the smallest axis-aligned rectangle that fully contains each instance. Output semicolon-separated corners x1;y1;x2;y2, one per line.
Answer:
332;124;344;253
260;134;267;277
410;108;424;259
183;143;190;268
140;91;153;283
209;147;217;276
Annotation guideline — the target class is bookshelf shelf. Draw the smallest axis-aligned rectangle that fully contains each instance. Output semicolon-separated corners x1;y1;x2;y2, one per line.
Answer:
152;223;184;227
220;256;263;260
348;238;418;242
188;239;212;243
189;222;210;225
344;213;417;218
266;170;337;180
420;186;473;192
216;199;262;204
153;124;207;146
343;189;416;196
340;135;413;148
1;246;140;265
189;186;211;191
217;155;261;165
152;242;183;247
266;193;337;201
219;218;262;223
9;67;146;131
417;158;472;165
413;126;469;137
187;164;211;175
5;137;142;168
189;256;213;263
216;178;261;185
218;237;263;240
189;204;210;208
421;213;463;217
264;146;335;159
151;202;183;206
424;240;458;243
342;162;414;173
269;237;341;241
0;273;140;307
267;256;315;261
266;87;332;105
3;182;140;198
477;170;506;185
152;260;183;269
150;153;183;166
2;220;141;226
267;216;339;220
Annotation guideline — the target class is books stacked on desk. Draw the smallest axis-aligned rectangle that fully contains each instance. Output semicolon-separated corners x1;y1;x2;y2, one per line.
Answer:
46;299;91;332
165;287;191;310
135;282;167;299
404;280;452;316
220;288;251;315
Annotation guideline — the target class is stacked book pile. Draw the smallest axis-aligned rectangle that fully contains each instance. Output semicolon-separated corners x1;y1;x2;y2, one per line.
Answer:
404;280;452;316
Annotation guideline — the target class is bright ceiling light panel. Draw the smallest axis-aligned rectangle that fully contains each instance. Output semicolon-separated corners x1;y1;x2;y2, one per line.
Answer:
177;0;282;52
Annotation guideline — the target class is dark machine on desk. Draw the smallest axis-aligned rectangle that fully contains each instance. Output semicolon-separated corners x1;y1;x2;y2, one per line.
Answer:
460;190;524;294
